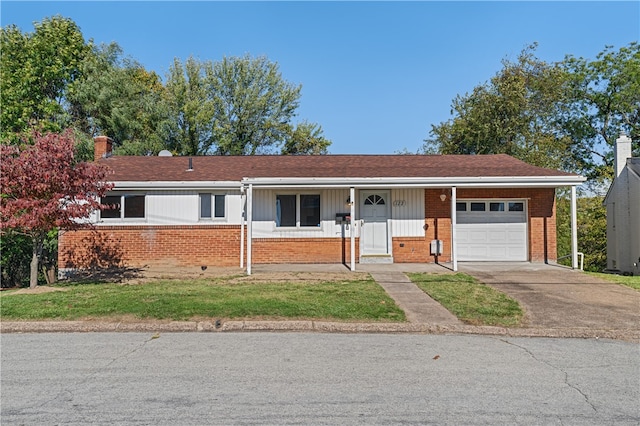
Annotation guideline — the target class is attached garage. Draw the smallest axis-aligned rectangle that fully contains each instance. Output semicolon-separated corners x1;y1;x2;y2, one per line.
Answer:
456;200;527;261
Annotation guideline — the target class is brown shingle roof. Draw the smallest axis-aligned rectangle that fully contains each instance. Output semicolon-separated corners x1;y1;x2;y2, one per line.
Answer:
98;154;578;182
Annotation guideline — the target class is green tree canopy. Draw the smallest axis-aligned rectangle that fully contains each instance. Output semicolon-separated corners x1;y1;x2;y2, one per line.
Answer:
210;55;302;155
1;16;90;138
425;42;640;185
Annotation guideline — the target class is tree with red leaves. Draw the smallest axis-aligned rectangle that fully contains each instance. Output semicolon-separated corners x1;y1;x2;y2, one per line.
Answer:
1;130;113;288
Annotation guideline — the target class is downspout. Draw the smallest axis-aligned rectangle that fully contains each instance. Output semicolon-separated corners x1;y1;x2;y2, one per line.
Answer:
247;184;253;275
451;186;458;272
571;185;578;269
350;187;356;271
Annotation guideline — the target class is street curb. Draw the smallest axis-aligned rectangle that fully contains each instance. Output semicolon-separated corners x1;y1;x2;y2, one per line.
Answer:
1;321;638;342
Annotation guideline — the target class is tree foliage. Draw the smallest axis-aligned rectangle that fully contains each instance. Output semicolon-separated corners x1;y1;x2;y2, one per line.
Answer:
560;42;640;182
67;43;167;155
210;55;302;155
163;57;216;155
0;16;90;138
426;42;640;184
281;121;331;155
556;195;607;272
0;131;113;287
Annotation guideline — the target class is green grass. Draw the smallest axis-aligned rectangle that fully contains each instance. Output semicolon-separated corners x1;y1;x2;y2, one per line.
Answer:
408;273;524;327
0;277;405;322
587;272;640;290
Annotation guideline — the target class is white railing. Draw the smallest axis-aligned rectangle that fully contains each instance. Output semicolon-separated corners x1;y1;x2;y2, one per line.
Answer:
558;252;584;271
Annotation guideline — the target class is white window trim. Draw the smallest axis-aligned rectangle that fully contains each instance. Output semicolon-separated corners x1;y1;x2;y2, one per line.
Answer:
275;192;322;230
199;193;227;221
100;193;147;222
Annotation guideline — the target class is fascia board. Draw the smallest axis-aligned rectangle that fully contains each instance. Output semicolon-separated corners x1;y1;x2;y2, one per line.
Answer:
241;176;587;188
112;181;242;191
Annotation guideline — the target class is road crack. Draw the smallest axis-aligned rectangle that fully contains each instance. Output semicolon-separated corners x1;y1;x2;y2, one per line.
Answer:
33;334;160;415
497;337;597;413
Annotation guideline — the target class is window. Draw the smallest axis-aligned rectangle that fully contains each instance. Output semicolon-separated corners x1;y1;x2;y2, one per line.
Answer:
490;202;505;212
508;202;524;212
456;202;467;212
276;194;320;228
199;194;226;219
470;202;486;212
101;194;145;219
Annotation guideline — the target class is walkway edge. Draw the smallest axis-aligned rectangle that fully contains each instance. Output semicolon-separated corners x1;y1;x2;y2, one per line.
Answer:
1;321;637;342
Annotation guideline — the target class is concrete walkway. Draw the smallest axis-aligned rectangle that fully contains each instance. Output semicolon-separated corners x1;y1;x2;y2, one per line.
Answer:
368;271;461;325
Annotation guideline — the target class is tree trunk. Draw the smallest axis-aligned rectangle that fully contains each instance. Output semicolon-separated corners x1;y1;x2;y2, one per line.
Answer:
29;235;44;289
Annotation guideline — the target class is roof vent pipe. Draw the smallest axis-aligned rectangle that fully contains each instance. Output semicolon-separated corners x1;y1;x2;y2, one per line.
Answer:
187;157;193;172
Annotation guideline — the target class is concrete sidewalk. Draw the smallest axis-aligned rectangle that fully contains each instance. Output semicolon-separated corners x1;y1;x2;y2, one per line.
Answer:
368;271;461;325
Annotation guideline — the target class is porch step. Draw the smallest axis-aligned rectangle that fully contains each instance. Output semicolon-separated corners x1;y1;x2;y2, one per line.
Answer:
359;255;394;264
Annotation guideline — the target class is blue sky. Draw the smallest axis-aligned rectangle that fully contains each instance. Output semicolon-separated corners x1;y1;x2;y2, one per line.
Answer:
2;1;638;154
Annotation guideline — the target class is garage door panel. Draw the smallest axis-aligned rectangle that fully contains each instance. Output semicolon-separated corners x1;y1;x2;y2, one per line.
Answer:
457;202;527;261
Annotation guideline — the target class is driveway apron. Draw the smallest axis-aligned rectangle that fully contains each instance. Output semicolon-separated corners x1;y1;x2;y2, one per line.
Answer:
461;265;640;330
369;272;462;325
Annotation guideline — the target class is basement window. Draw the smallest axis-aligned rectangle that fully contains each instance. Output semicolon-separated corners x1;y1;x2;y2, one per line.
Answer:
101;194;145;219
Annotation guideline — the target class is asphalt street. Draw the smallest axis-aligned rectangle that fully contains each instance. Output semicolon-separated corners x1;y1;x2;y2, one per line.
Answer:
1;332;638;425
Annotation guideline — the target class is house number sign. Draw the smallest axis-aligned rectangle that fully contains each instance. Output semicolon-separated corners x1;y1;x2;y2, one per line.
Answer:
393;200;406;206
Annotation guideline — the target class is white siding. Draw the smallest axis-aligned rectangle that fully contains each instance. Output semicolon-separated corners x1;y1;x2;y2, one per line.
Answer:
390;188;425;237
98;190;243;226
252;188;357;238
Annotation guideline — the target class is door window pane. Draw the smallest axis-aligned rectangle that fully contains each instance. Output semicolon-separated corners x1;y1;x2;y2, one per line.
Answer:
508;202;524;212
470;202;486;212
456;202;467;211
490;202;505;212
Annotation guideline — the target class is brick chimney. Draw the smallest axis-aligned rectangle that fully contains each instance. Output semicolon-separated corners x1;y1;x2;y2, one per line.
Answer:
614;132;632;178
94;136;113;162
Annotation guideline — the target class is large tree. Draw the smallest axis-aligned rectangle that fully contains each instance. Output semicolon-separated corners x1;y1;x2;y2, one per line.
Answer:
560;42;640;182
0;16;90;139
0;131;113;288
209;55;302;155
68;43;167;155
425;44;575;171
163;57;216;155
425;42;640;184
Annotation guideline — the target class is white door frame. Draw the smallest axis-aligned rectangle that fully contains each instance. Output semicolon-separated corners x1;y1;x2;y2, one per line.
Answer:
359;190;391;256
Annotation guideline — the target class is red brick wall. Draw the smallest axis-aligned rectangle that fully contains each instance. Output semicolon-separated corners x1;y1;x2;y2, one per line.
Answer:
59;188;557;269
252;238;360;264
59;225;243;269
424;188;557;263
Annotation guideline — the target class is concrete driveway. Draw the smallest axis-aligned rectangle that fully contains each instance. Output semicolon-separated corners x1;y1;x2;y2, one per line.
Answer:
459;263;640;330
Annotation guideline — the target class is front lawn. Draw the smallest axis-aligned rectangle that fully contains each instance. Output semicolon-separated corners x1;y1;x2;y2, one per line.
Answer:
408;273;524;327
587;272;640;290
0;276;406;322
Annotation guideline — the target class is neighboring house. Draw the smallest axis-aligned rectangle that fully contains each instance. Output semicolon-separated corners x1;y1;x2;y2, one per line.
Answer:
58;136;586;276
604;133;640;275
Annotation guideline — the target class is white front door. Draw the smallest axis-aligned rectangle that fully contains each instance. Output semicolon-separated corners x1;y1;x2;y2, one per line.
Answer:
360;192;390;255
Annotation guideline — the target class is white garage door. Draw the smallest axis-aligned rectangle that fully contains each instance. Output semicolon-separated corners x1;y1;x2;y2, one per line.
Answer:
456;200;527;261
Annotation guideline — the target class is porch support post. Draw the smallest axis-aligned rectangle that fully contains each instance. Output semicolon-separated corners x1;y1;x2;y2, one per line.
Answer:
247;184;253;275
451;186;458;272
240;188;245;268
570;185;578;269
350;186;356;271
